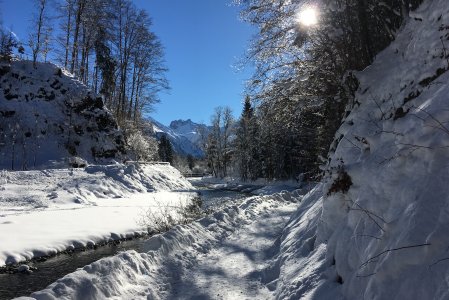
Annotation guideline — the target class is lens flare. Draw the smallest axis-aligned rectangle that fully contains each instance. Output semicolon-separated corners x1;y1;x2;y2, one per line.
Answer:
297;7;318;27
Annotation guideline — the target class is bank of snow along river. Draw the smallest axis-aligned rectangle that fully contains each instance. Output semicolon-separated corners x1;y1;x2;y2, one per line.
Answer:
0;166;268;299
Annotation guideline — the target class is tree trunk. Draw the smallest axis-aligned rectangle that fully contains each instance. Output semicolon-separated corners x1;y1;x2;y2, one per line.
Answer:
64;1;72;69
71;0;85;74
357;0;373;65
33;0;46;68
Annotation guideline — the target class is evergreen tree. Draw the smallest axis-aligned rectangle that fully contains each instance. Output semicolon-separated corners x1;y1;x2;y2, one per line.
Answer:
187;154;195;171
235;96;254;181
158;134;173;164
0;29;18;62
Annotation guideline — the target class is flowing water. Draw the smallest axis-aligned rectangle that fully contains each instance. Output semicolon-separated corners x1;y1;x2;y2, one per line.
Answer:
0;184;248;300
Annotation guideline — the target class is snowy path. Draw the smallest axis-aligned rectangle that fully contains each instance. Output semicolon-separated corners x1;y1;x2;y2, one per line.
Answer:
26;194;299;300
158;200;296;299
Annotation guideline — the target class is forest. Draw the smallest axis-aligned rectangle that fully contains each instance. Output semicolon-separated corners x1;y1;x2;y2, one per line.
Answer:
2;0;449;299
205;0;424;181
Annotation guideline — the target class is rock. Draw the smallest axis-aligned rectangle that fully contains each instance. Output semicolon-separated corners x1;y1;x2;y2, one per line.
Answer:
17;264;32;274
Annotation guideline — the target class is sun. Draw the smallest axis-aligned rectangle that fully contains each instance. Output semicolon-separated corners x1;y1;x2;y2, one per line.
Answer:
297;7;318;27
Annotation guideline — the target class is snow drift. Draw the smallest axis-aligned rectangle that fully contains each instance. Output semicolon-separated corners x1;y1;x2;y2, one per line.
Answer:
8;0;449;298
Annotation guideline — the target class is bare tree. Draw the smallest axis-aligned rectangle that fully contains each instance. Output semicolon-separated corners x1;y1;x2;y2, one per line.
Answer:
206;107;234;178
70;0;87;74
29;0;50;67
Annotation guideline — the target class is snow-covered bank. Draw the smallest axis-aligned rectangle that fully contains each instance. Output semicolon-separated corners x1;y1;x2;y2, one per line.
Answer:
0;163;194;266
19;192;299;299
269;0;449;298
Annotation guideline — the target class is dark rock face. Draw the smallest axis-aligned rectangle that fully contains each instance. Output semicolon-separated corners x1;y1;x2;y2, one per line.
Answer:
0;61;126;169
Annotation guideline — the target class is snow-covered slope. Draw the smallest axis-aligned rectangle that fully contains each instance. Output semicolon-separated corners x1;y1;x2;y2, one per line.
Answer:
272;1;449;299
0;61;125;170
149;117;208;157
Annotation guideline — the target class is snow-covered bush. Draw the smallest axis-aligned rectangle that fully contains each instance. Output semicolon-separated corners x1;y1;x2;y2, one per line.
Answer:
138;196;203;234
124;127;158;162
122;123;158;161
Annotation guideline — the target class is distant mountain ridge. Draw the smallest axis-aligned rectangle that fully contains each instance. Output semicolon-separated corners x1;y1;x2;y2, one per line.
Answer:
148;117;209;158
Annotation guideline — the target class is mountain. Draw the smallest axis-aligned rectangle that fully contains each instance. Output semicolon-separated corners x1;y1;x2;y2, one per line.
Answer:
148;118;209;158
169;119;210;145
0;60;125;169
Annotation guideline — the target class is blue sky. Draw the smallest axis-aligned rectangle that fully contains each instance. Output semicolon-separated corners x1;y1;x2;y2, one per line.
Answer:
0;0;254;126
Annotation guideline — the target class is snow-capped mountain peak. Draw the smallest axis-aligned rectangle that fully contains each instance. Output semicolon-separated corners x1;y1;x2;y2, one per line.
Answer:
148;117;209;158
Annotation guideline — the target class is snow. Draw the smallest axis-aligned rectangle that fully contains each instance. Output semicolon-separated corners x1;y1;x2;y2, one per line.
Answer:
18;192;299;300
0;163;195;266
6;0;449;298
197;175;307;195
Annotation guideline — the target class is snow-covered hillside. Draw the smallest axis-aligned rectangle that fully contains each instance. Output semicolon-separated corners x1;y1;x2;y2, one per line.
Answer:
0;61;125;170
149;117;208;157
271;1;449;299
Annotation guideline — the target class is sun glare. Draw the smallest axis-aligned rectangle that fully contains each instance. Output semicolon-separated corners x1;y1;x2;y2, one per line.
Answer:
297;7;318;27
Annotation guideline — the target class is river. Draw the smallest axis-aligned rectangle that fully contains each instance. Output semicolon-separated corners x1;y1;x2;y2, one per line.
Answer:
0;184;249;300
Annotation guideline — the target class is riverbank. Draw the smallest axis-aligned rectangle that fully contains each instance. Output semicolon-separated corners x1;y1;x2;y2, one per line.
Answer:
0;164;195;267
0;185;251;299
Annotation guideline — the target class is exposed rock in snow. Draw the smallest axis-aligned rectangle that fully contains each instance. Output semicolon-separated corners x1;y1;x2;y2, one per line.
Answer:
169;119;208;145
0;61;125;170
8;0;449;298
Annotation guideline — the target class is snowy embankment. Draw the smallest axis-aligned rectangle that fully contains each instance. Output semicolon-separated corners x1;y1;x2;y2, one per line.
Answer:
270;0;449;299
19;191;299;299
0;163;194;266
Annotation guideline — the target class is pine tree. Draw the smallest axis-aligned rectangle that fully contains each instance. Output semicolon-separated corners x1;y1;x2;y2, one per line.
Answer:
158;134;173;164
235;96;254;181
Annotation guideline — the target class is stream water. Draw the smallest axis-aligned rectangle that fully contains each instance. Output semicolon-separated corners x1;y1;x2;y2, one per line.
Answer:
0;184;248;300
